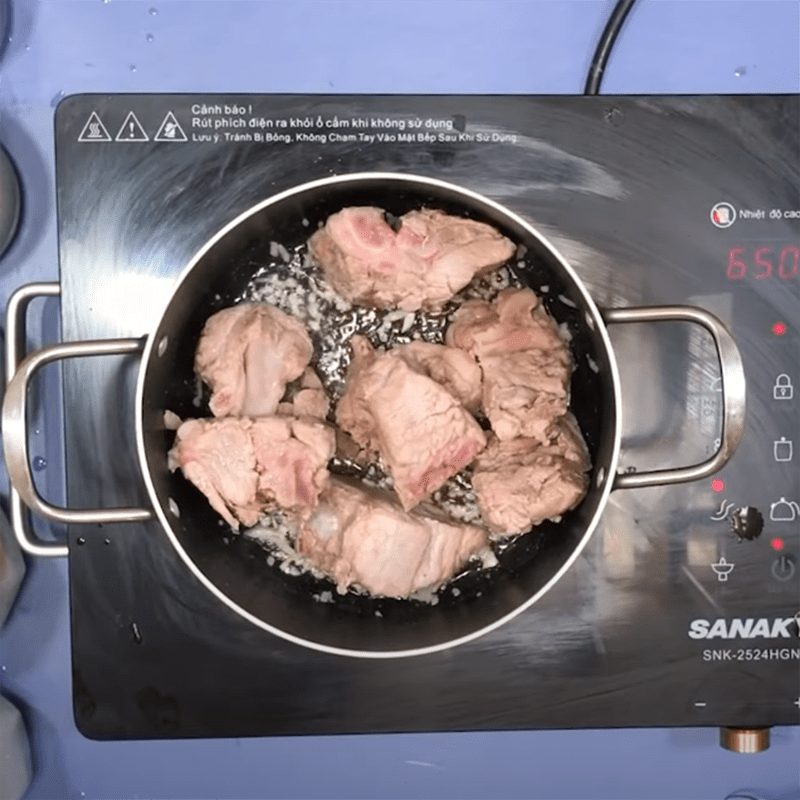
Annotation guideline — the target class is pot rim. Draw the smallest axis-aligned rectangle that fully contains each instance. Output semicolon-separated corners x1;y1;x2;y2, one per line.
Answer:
134;171;623;658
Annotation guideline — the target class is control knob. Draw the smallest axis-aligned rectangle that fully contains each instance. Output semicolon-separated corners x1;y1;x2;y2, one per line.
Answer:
728;506;764;541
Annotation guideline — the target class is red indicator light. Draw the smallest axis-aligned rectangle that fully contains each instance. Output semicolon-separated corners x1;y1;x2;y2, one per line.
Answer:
712;479;725;493
771;538;785;551
773;322;787;336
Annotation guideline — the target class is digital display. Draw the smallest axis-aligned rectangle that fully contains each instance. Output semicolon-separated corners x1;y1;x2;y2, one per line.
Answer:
726;245;799;280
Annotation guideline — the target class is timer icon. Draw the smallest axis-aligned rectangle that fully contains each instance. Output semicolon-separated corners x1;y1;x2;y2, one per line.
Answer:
711;202;737;228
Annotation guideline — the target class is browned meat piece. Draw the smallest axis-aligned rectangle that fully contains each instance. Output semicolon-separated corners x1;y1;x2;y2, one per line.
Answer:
448;289;566;356
167;418;261;529
194;303;313;417
395;340;483;412
293;369;330;418
308;206;515;311
472;417;590;536
336;336;487;509
334;335;383;451
481;349;570;442
168;415;334;528
297;479;488;597
447;287;571;442
277;368;330;420
250;416;335;512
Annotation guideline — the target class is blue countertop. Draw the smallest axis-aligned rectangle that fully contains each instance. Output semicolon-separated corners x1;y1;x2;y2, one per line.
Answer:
1;2;799;798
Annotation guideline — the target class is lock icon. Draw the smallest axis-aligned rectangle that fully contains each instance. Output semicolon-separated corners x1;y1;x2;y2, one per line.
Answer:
773;374;794;400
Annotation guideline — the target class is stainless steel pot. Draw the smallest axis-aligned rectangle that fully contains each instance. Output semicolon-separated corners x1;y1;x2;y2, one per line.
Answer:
0;144;20;259
2;173;747;658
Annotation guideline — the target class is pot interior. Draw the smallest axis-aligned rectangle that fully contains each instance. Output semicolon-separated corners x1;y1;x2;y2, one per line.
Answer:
139;174;618;655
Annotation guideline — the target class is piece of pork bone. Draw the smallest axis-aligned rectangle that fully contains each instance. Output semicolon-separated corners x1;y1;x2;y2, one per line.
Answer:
309;206;515;312
297;477;488;597
168;415;335;529
336;335;486;509
194;302;313;418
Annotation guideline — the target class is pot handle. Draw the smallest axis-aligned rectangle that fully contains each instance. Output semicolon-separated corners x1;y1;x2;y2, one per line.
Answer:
603;305;746;490
2;283;152;558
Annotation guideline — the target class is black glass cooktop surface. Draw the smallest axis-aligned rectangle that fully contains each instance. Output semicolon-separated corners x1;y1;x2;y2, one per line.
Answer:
54;94;799;739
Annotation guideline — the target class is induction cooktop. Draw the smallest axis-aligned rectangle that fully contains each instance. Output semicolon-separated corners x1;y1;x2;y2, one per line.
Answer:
46;94;799;739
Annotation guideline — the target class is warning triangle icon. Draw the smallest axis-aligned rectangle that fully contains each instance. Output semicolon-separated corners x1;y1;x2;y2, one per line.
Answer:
78;112;112;142
115;111;149;141
154;111;188;142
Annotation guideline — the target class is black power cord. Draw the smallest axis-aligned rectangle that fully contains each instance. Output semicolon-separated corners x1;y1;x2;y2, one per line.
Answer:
584;0;639;94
